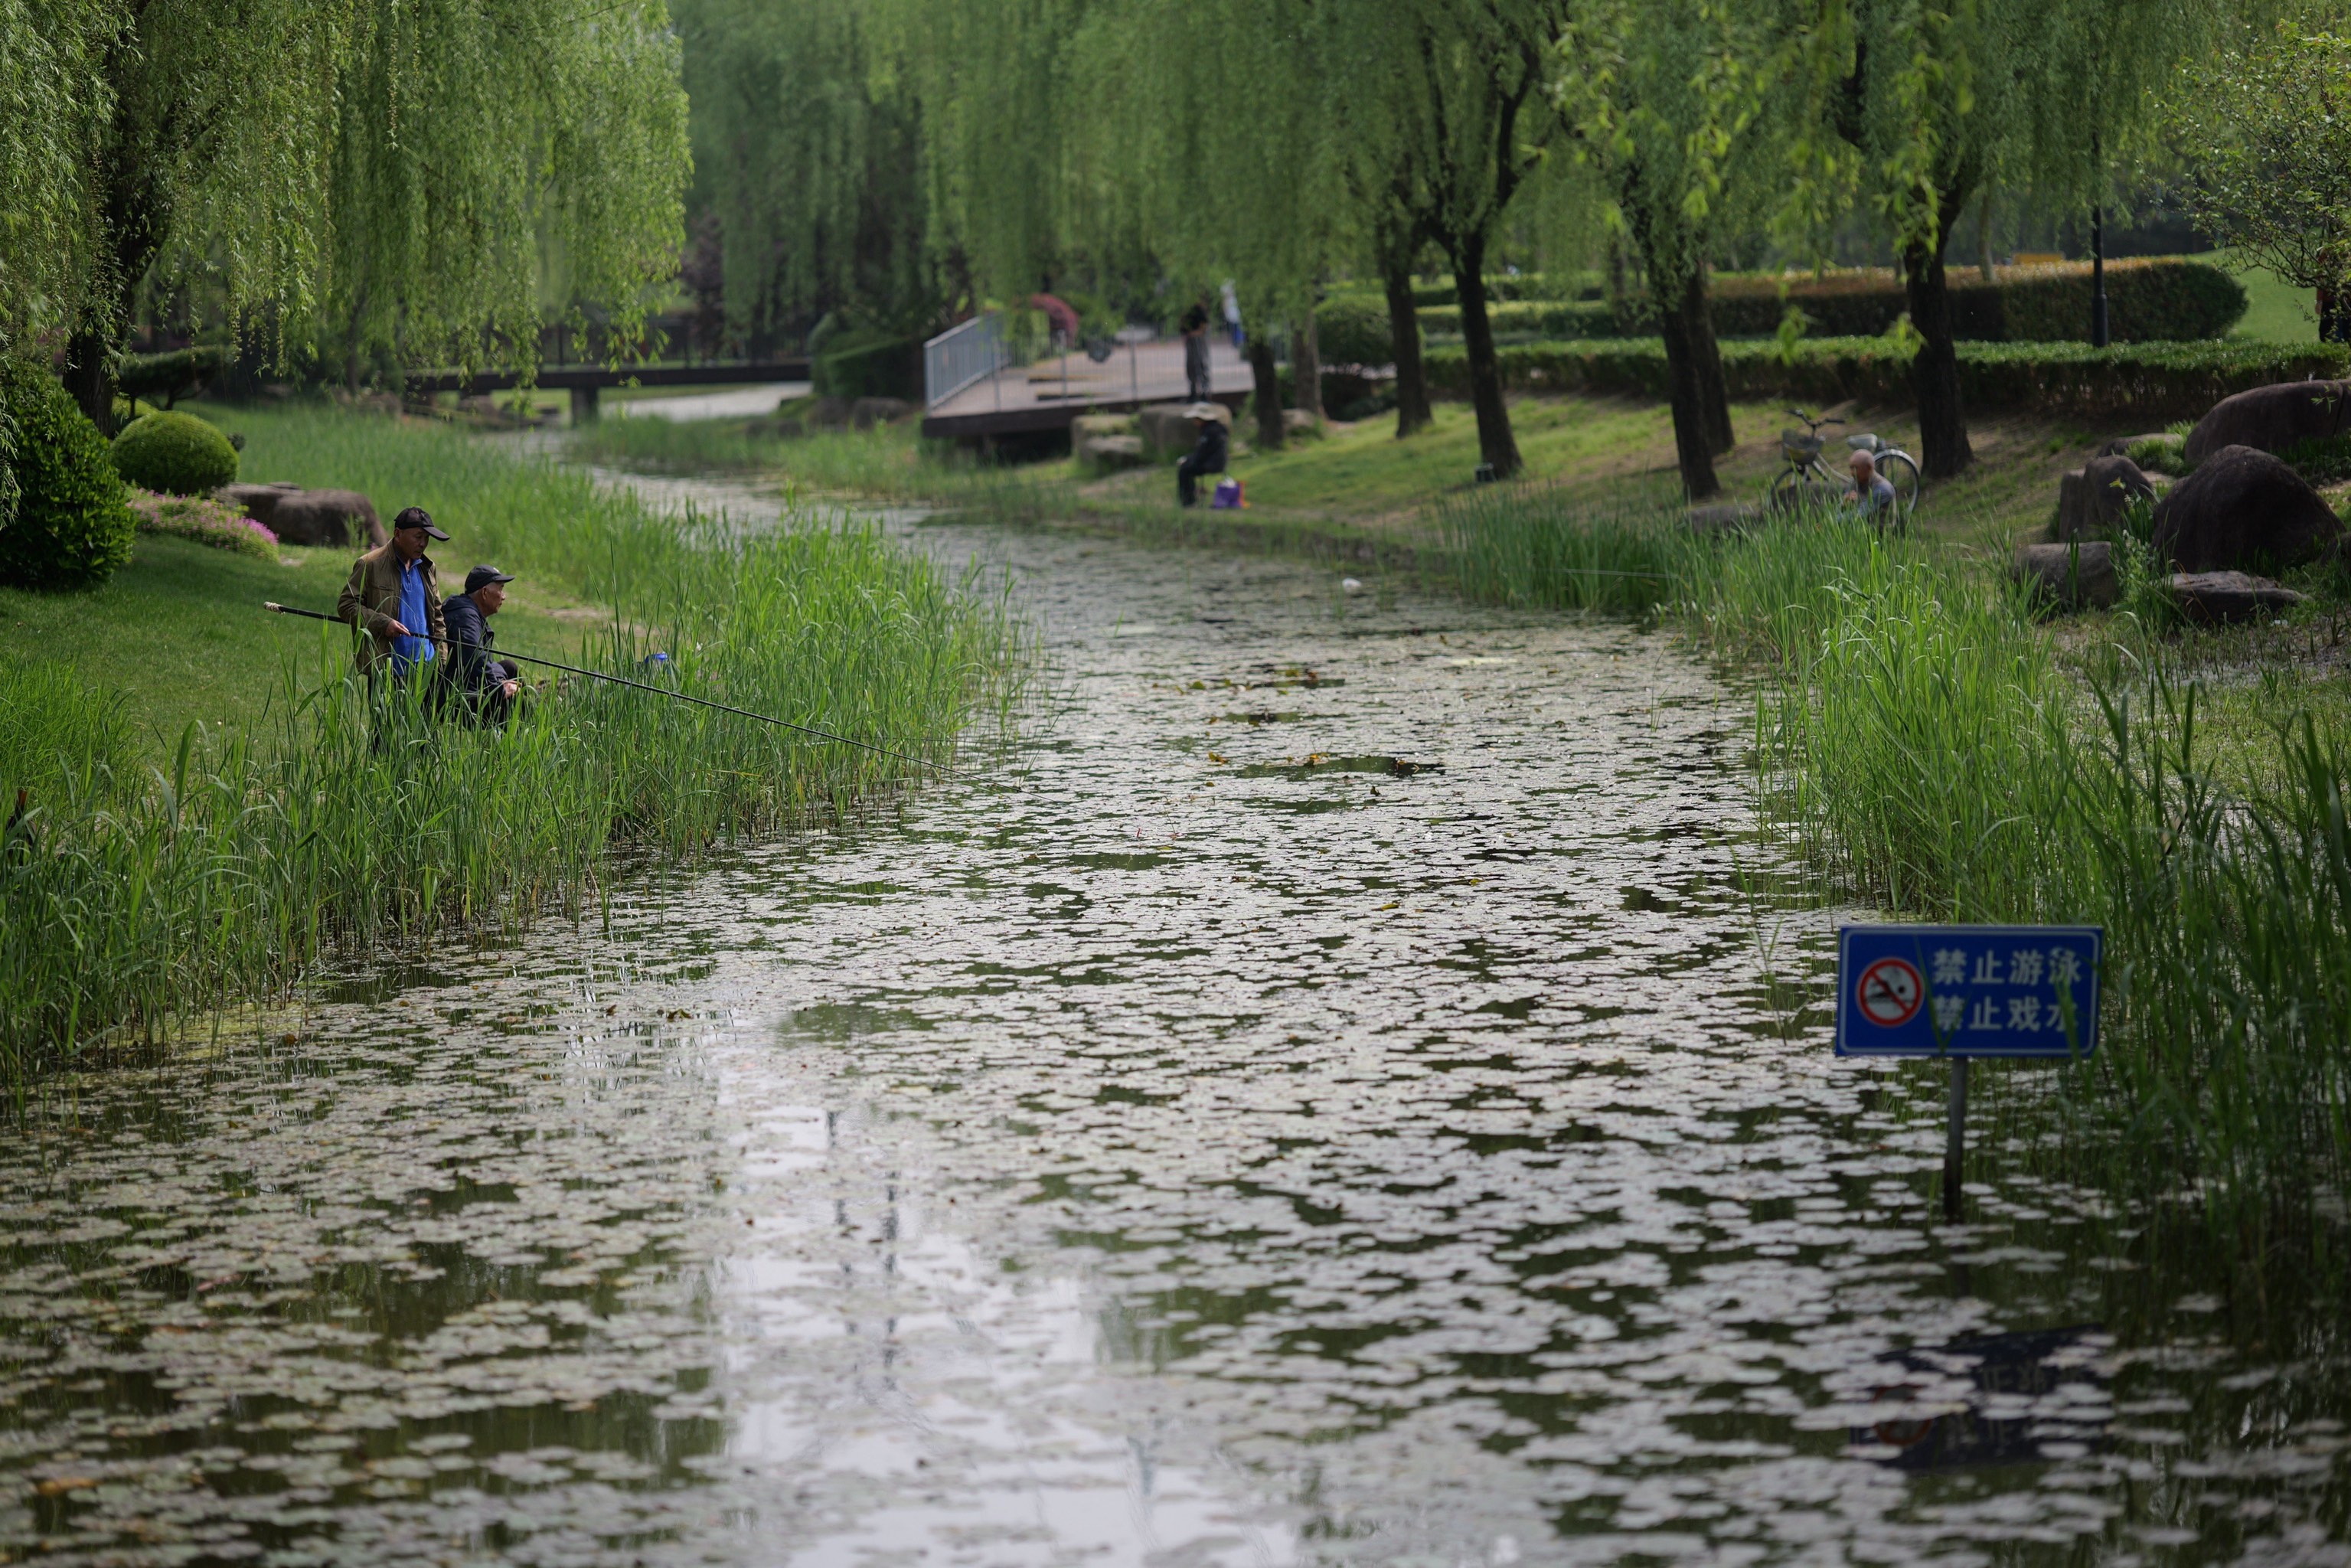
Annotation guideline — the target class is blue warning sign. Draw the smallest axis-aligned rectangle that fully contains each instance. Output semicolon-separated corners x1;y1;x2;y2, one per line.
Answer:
1834;925;2101;1059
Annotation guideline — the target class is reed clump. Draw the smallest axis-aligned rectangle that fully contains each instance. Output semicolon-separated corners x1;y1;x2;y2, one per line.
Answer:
0;413;1027;1088
1440;487;2351;1227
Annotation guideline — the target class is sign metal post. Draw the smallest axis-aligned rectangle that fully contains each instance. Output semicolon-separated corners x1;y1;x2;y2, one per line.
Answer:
1834;925;2102;1222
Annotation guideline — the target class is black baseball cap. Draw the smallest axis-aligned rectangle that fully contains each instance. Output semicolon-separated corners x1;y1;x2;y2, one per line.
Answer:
392;505;449;541
464;564;515;593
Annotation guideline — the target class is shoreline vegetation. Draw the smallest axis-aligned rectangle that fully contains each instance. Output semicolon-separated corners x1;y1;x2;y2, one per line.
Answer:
0;407;1029;1089
573;396;2351;1236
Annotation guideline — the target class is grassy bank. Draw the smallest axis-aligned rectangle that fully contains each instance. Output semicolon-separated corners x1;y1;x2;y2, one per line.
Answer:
1440;487;2351;1231
0;406;1026;1086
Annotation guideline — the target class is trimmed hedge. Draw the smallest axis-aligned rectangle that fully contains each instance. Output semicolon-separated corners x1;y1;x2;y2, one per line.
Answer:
1331;271;1605;312
0;361;136;589
111;410;240;495
1315;296;1399;369
1403;259;2246;345
115;346;227;405
1422;337;2351;424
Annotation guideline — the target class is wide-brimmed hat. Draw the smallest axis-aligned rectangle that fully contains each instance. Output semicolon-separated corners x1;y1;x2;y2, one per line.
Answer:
1181;402;1224;421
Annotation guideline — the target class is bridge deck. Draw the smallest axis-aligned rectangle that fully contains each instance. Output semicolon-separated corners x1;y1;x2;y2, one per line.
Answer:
922;337;1254;439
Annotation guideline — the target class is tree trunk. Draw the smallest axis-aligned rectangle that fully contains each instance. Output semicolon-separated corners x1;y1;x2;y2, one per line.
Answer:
1295;301;1321;421
1904;198;1973;479
1249;337;1284;452
1451;234;1522;479
64;324;118;435
1383;257;1432;438
1685;266;1733;455
1654;283;1721;501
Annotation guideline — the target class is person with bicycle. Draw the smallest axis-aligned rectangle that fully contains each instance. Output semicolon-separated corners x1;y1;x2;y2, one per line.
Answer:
1848;449;1898;521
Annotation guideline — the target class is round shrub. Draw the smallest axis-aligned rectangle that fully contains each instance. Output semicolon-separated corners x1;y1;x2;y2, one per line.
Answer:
1316;296;1402;370
110;410;239;495
0;361;136;589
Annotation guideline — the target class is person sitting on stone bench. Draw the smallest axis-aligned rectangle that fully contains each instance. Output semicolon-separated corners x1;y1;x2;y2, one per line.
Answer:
1177;404;1228;508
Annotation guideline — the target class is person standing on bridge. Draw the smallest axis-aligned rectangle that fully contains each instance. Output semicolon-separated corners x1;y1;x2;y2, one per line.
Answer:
1180;296;1212;401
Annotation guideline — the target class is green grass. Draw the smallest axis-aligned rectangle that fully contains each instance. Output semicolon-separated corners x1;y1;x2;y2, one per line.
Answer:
1442;490;2351;1232
2201;250;2317;345
0;403;1028;1087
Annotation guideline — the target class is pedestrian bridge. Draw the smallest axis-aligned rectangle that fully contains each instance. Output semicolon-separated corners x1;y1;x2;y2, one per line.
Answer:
920;315;1252;441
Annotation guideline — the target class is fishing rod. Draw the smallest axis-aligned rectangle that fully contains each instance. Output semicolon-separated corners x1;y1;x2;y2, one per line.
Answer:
263;601;956;775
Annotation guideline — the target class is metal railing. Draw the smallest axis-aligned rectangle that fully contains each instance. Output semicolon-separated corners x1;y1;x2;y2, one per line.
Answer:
923;312;1008;410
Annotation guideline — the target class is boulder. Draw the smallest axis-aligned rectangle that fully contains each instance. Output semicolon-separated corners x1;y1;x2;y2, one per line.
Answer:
2150;444;2343;572
2183;380;2351;465
2165;570;2307;624
217;482;301;531
805;397;854;430
2012;541;2119;610
1138;401;1226;457
849;396;913;429
2055;455;2154;540
741;416;804;439
1079;433;1148;469
243;487;384;549
1282;408;1324;439
1687;501;1764;535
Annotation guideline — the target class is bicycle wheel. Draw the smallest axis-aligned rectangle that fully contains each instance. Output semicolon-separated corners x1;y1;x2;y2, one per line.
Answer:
1768;467;1808;514
1876;450;1922;521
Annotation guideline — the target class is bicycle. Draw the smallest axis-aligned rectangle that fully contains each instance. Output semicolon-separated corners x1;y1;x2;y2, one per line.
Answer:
1766;407;1921;525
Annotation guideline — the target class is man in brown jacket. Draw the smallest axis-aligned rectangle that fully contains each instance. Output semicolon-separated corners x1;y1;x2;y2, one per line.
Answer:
337;506;449;678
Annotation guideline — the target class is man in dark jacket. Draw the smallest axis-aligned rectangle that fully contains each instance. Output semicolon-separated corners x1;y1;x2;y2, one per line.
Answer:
1176;405;1228;508
439;564;522;720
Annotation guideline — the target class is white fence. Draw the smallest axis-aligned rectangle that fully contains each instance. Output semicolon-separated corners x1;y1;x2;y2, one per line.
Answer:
922;313;1008;411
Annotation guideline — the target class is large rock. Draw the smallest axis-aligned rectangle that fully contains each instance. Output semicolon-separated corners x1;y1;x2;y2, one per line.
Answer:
1687;501;1765;535
2183;380;2351;465
2150;444;2343;572
217;482;301;531
225;485;384;549
2166;571;2307;624
2013;541;2119;610
1137;402;1227;457
2055;455;2154;540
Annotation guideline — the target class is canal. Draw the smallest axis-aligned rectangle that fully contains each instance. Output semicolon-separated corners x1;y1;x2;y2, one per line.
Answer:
0;486;2342;1564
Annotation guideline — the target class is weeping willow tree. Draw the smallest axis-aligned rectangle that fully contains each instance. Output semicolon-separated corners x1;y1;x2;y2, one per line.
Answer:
2171;20;2351;339
1062;0;1355;449
1807;0;2234;477
0;0;687;429
1314;0;1569;479
674;0;935;348
323;0;692;387
1555;0;1790;499
0;0;118;347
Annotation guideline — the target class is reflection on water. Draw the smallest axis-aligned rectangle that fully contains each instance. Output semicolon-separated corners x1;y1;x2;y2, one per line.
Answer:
0;485;2346;1564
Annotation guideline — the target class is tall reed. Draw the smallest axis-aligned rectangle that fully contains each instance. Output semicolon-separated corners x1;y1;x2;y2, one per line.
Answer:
0;411;1028;1087
1440;485;2351;1226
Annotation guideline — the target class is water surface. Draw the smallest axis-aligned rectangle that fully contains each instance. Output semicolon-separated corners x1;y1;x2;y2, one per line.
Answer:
2;495;2344;1565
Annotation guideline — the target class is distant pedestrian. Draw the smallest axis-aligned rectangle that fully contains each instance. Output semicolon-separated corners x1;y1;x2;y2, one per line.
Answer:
439;564;523;722
1221;281;1244;351
1176;404;1228;508
338;506;448;681
1847;449;1897;523
1180;298;1211;400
